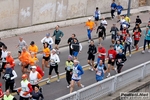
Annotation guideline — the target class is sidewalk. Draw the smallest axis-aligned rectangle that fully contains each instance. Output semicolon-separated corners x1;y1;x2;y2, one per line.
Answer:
2;12;149;58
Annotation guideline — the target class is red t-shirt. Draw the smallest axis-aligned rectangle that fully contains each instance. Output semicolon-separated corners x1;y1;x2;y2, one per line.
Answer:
0;88;4;98
108;49;117;59
98;47;106;60
36;66;44;77
133;32;141;40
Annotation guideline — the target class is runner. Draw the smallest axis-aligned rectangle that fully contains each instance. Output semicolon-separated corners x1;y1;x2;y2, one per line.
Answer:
17;74;33;100
6;51;15;69
0;83;4;100
87;40;97;71
46;49;60;84
41;42;50;72
29;66;42;90
28;41;38;58
94;60;105;82
114;40;124;54
85;18;95;43
106;45;117;77
71;38;82;60
70;60;84;93
110;0;117;19
41;33;54;50
116;49;127;73
124;33;132;57
100;18;107;39
115;31;124;45
30;85;44;100
142;27;150;53
19;47;31;74
67;34;76;56
65;55;73;88
132;28;141;51
16;37;27;61
1;46;8;73
110;24;119;44
135;16;142;26
3;89;17;100
93;7;101;26
3;63;17;92
96;23;106;44
29;52;39;67
121;25;129;42
0;38;6;61
116;2;123;22
120;15;130;31
96;44;106;70
133;24;142;33
52;25;64;54
124;15;130;24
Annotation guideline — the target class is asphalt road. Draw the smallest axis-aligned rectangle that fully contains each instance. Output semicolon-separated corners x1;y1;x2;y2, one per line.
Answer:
1;32;149;100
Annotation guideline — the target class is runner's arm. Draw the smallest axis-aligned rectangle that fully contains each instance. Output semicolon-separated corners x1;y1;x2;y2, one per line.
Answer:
11;70;17;80
77;65;84;76
49;38;54;45
55;55;60;63
41;37;46;43
79;43;82;52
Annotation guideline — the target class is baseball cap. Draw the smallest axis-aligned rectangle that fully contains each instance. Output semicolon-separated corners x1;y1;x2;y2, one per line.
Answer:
88;17;91;20
31;66;36;69
46;33;50;37
30;41;35;45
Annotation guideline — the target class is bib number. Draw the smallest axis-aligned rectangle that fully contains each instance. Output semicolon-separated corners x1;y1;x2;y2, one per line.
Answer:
96;71;102;76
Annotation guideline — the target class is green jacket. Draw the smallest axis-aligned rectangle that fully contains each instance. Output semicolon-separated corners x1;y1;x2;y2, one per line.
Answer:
53;30;64;40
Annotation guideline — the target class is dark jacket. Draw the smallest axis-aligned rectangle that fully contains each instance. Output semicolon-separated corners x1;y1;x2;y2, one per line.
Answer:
97;25;106;36
136;18;142;24
116;53;127;65
110;26;119;36
71;42;80;52
31;91;44;100
87;44;97;55
67;37;74;46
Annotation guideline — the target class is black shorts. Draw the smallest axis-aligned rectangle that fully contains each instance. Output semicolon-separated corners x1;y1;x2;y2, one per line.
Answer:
117;12;121;15
111;35;116;40
134;40;139;46
95;17;99;21
43;56;50;61
98;32;103;38
24;64;29;68
88;54;95;61
108;59;115;66
49;65;59;75
55;40;61;45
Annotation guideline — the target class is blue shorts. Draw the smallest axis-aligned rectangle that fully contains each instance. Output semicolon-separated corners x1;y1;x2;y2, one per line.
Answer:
72;78;79;82
73;51;79;57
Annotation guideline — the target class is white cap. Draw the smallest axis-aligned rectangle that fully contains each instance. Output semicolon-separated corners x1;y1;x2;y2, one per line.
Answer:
74;60;80;63
52;49;56;52
88;17;91;20
31;66;36;69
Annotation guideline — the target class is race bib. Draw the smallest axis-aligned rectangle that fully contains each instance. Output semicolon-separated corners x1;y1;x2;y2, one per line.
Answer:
96;71;102;76
111;31;115;35
135;35;139;38
98;53;101;57
109;54;113;58
30;80;35;84
67;66;71;71
5;74;10;79
22;87;26;92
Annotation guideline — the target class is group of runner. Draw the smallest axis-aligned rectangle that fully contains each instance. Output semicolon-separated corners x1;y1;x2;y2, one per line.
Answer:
0;0;150;99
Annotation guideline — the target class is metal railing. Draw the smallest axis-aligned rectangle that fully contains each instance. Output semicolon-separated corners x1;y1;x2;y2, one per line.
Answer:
56;61;150;100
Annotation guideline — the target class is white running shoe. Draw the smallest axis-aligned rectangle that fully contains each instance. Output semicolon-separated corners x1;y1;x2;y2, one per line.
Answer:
129;54;132;57
81;84;84;88
57;79;60;82
114;67;118;73
18;62;21;66
89;67;91;70
88;40;91;43
46;79;51;84
106;73;111;78
91;68;94;71
67;85;70;88
142;50;145;54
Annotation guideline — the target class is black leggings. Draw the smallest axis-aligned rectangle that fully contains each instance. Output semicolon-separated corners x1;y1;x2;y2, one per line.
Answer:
116;64;123;73
49;65;59;75
5;81;16;92
111;10;115;18
143;39;150;51
66;71;72;85
19;96;29;100
124;43;131;55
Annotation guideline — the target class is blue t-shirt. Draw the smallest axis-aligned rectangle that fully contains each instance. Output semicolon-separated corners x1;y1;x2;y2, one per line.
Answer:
111;3;117;10
116;5;123;13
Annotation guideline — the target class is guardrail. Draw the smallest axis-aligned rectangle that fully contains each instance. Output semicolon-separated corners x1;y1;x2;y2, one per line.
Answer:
55;60;150;100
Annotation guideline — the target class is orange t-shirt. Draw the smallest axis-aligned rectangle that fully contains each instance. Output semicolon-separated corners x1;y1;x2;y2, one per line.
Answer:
19;51;31;64
6;56;15;69
28;45;38;53
29;57;38;66
43;47;50;57
85;21;95;30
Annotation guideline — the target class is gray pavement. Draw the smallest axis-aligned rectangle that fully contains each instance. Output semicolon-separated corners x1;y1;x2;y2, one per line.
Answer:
1;12;149;58
0;12;150;100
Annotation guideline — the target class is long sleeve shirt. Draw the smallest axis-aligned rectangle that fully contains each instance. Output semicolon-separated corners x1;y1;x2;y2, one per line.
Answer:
41;37;54;45
52;30;64;40
11;70;17;80
31;91;44;100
